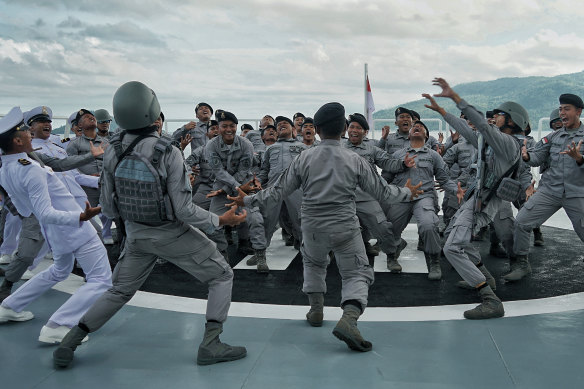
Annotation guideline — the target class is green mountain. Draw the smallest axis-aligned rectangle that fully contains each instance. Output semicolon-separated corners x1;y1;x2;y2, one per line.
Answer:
373;71;584;132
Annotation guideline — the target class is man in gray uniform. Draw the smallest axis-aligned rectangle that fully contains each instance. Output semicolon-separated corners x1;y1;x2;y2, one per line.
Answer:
513;93;584;279
172;102;213;150
66;109;107;207
424;78;525;320
376;107;413;183
228;102;422;352
343;113;416;270
386;120;460;279
54;81;248;368
205;111;266;259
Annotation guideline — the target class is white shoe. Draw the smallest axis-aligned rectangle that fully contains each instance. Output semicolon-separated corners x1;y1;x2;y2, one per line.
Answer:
0;254;12;265
21;270;35;280
0;305;34;322
102;237;114;245
39;325;89;344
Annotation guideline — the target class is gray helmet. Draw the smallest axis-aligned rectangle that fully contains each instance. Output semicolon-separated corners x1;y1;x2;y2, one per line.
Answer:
94;109;112;123
113;81;161;130
549;108;560;128
493;101;529;132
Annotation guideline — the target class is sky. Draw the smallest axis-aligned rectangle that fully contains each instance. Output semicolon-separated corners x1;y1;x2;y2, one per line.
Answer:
1;0;583;125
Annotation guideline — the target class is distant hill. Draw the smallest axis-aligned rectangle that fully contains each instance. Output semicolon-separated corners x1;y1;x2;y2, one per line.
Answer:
373;71;584;132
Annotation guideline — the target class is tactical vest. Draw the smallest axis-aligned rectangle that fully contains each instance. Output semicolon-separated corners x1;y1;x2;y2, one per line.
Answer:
110;132;175;224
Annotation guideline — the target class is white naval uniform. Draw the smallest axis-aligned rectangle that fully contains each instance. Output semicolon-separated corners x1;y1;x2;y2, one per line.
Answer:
0;153;111;328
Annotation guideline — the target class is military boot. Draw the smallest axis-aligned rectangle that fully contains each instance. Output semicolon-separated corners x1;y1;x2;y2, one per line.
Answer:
246;253;258;266
306;293;324;327
196;322;247;365
457;262;496;290
503;255;531;282
427;253;442;280
53;325;89;368
533;228;544;246
386;253;402;273
463;285;505;320
332;304;372;352
364;242;380;257
255;249;269;273
489;243;507;258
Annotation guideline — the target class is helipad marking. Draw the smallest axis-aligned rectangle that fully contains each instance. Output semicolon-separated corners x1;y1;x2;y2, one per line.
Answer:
234;229;298;270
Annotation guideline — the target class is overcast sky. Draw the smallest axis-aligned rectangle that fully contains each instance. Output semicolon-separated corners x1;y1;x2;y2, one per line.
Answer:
1;0;583;124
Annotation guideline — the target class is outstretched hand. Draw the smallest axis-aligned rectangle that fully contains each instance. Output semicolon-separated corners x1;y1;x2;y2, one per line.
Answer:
405;178;423;200
525;180;536;201
206;189;225;198
89;141;106;158
521;138;530;161
218;205;247;227
422;93;443;113
80;201;101;221
450;129;460;144
560;140;584;164
226;187;248;207
403;152;417;168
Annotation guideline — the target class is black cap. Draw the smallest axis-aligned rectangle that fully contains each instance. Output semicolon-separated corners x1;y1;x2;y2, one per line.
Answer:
314;102;345;126
261;124;277;136
241;123;254;131
409;110;420;120
302;117;314;126
217;110;238;124
559;93;584;109
293;112;305;120
275;116;294;127
348;113;369;131
195;102;213;114
394;107;412;119
75;109;94;123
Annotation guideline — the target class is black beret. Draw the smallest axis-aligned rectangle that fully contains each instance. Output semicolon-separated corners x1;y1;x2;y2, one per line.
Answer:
275;116;294;127
486;110;494;119
214;109;224;120
394;107;412;119
348;113;369;131
209;119;218;127
75;109;94;123
217;110;238;124
409;110;420;120
241;123;254;131
195;102;213;114
413;120;428;131
302;117;314;126
314;102;345;126
293;112;305;120
260;124;277;136
559;93;584;109
159;111;165;122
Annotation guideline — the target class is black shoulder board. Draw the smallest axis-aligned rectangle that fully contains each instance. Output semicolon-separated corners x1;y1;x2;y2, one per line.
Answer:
18;159;31;166
61;138;70;143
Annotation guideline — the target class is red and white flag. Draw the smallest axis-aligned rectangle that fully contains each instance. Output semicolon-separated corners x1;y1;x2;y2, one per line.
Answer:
366;75;375;126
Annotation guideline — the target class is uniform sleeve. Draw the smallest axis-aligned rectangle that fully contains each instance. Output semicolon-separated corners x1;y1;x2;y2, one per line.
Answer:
74;171;99;188
99;148;120;219
443;112;479;150
37;152;95;172
442;145;457;167
25;166;81;227
525;136;552;167
244;156;302;210
376;137;387;149
257;147;271;185
166;148;219;233
358;159;411;205
66;139;79;156
373;146;404;173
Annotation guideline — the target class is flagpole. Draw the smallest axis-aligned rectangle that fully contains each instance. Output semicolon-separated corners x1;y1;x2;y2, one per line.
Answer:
364;63;368;117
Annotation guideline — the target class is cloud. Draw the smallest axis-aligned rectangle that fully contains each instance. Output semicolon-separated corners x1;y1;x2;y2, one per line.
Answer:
57;16;82;28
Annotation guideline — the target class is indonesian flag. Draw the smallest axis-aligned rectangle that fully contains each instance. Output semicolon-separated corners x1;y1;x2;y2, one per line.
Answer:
366;75;375;126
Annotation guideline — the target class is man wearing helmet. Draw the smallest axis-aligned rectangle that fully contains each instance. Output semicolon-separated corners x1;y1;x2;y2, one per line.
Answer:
53;81;248;368
424;78;528;320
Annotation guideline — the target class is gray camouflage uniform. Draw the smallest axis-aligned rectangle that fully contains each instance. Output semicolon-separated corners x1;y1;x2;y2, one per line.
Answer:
172;121;209;150
77;132;234;331
244;139;411;310
443;101;521;287
514;123;584;255
66;133;108;206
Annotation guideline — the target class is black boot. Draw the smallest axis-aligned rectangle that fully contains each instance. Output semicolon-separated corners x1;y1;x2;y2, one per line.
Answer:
53;325;89;368
332;304;372;352
533;228;544;246
197;322;247;365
